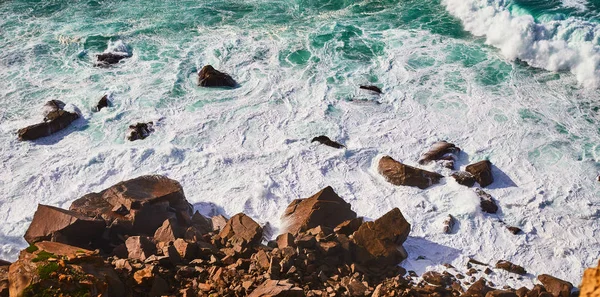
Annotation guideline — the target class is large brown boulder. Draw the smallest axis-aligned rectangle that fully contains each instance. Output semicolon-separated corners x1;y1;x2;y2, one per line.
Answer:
352;208;411;266
378;156;443;189
219;213;263;248
24;204;105;248
581;260;600;297
281;186;357;235
248;279;304;297
18;109;79;141
9;241;124;297
198;65;236;87
538;274;573;297
70;175;192;236
466;160;494;187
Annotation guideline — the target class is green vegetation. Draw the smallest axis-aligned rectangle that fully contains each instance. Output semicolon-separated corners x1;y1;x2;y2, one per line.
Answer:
37;262;59;280
32;251;57;262
25;244;39;253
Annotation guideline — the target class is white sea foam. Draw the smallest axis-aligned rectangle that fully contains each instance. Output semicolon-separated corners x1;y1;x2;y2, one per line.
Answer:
443;0;600;87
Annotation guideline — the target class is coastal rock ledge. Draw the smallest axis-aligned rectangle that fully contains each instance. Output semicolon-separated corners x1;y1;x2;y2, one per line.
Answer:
0;175;591;296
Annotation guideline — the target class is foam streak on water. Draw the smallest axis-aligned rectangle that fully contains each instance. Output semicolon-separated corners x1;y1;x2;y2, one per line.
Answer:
0;0;599;286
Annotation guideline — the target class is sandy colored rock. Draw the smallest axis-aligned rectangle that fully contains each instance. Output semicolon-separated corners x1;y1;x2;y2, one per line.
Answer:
581;260;600;297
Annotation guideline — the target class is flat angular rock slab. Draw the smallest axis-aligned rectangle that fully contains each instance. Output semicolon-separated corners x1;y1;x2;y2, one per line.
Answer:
352;208;411;266
378;156;443;189
198;65;236;87
24;204;105;247
248;279;305;297
18;110;79;141
281;186;356;235
466;160;494;187
219;213;263;248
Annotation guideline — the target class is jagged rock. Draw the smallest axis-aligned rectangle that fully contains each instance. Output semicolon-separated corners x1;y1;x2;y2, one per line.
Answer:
342;277;368;296
70;175;192;240
127;121;154;141
18;109;79;141
486;290;518;297
212;215;228;231
281;186;356;235
452;171;476;187
173;238;197;260
126;236;157;261
359;85;382;94
464;278;493;297
418;141;460;166
219;213;263;248
495;260;527;275
8;241;124;297
537;274;573;297
443;214;456;234
198;65;236;87
423;271;451;286
248;279;304;297
476;188;498;214
294;234;316;248
334;217;364;236
352;208;410;266
516;287;529;297
154;218;182;243
581;260;600;297
24;204;105;248
42;100;66;118
378;156;443;189
96;95;109;111
276;233;296;249
133;265;156;284
191;211;213;234
311;135;345;149
96;52;130;65
527;285;547;297
466;160;494;187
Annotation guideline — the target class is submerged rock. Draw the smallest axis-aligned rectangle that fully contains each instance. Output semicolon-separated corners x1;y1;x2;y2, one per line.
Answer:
475;188;498;214
198;65;236;87
418;141;461;168
96;95;110;111
127;122;154;141
378;156;443;189
443;214;456;234
311;135;345;149
466;160;494;187
96;52;130;65
281;186;356;235
359;85;382;94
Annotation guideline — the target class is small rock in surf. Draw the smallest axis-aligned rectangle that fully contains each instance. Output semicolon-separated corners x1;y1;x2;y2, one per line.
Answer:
198;65;236;88
127;122;154;141
311;135;345;149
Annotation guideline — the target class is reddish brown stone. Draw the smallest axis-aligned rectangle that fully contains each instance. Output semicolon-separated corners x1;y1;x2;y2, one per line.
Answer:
248;279;304;297
334;217;364;236
466;160;494;187
219;213;263;248
495;260;527;275
125;236;156;261
276;233;296;249
537;274;573;297
378;156;443;189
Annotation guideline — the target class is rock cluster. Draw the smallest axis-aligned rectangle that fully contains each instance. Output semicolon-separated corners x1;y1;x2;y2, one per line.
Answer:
0;175;587;297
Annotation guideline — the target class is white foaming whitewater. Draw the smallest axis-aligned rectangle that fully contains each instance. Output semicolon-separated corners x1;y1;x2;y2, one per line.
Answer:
443;0;600;87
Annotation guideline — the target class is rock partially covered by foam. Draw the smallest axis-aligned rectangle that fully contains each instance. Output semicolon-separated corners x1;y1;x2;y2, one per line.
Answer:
198;65;236;87
17;100;79;141
311;135;345;149
95;40;132;66
378;156;443;189
127;122;154;141
281;186;357;235
418;141;461;169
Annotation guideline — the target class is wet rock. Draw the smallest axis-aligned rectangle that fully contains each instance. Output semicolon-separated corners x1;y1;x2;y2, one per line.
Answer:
18;109;79;141
219;213;263;248
359;85;382;94
126;236;157;261
96;52;130;65
443;214;456;234
507;226;522;235
538;274;573;297
476;188;498;214
486;290;518;297
311;135;345;149
281;186;356;235
378;156;443;189
42;100;66;118
96;95;110;111
248;279;304;297
198;65;236;87
418;141;461;167
466;160;494;187
334;217;364;236
24;204;105;248
581;260;600;297
452;171;476;187
127;121;154;141
495;260;527;275
352;208;410;266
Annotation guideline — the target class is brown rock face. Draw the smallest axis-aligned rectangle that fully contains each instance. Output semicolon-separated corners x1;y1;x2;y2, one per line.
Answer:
466;160;494;187
24;204;105;247
8;241;124;297
219;213;263;248
495;260;527;275
126;236;157;261
18;109;79;141
281;186;357;235
248;279;305;297
70;175;192;237
378;156;443;189
352;208;411;266
581;260;600;297
127;122;154;141
334;217;364;236
198;65;237;87
0;263;8;297
538;274;572;297
486;290;518;297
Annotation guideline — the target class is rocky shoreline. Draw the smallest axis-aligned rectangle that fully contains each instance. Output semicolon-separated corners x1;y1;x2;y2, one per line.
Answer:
0;174;598;297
